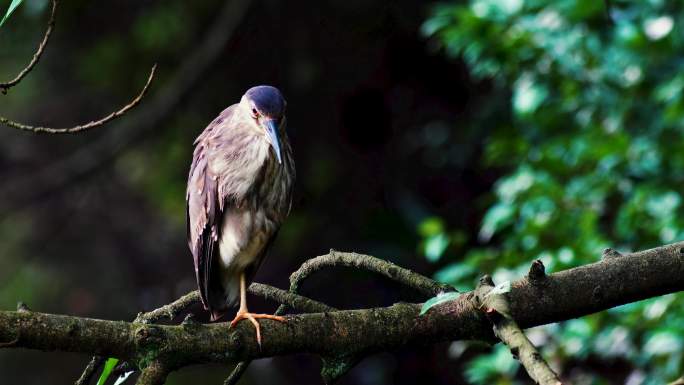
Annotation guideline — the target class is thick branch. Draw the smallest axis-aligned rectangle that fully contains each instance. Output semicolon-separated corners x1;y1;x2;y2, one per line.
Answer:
1;242;681;377
223;283;337;384
75;284;327;383
0;0;57;94
136;361;169;385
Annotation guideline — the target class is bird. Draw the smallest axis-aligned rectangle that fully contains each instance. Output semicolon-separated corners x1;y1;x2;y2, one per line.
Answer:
186;85;295;346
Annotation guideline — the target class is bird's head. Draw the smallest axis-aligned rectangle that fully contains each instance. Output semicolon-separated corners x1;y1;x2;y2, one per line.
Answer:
241;85;287;164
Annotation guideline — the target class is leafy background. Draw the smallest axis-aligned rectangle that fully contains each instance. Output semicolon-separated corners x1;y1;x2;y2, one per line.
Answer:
0;0;681;384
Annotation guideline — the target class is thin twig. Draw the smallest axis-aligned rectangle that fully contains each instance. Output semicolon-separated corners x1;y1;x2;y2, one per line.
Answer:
249;282;335;313
668;376;684;385
0;0;57;94
265;251;452;383
0;336;18;347
267;250;449;385
224;362;250;385
74;356;105;385
478;275;563;385
135;290;200;324
289;250;453;298
0;64;157;134
0;0;253;218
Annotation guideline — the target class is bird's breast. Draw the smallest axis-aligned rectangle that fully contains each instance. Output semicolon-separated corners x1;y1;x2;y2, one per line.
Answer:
210;136;271;206
218;208;273;270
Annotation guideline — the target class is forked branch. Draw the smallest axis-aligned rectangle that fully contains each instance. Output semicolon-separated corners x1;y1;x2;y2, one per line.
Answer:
0;242;674;385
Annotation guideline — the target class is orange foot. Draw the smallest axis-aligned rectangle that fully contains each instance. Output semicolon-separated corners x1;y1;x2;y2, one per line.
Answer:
229;310;286;347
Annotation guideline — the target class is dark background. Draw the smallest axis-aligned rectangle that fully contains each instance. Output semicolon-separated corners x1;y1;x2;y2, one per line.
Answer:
0;1;491;384
3;0;683;384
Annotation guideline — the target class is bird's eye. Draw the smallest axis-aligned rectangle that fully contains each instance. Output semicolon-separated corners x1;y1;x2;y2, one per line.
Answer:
251;108;258;117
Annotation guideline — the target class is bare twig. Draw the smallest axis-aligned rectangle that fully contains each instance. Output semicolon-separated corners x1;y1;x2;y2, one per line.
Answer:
0;64;157;134
74;356;105;385
478;275;563;385
0;0;57;94
0;0;253;218
289;250;454;298
135;290;200;324
249;282;335;313
668;376;684;385
0;336;18;347
224;363;249;385
265;250;453;383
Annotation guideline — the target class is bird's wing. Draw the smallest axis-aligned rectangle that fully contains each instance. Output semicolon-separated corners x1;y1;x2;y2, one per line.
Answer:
186;107;234;309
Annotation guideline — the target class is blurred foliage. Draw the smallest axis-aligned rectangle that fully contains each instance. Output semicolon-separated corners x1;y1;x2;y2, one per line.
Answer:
2;0;683;383
423;0;684;383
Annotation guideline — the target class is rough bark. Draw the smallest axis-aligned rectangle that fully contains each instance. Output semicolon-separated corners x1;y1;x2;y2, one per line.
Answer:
0;243;682;382
478;275;562;385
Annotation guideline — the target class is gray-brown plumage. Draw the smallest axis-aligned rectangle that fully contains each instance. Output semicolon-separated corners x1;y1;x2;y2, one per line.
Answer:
186;85;295;344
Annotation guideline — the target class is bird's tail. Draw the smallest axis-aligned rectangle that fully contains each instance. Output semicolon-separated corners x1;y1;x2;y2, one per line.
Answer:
207;271;240;321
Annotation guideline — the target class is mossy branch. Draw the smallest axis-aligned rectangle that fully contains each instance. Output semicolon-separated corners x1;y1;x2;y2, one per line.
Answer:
1;242;683;384
477;275;563;385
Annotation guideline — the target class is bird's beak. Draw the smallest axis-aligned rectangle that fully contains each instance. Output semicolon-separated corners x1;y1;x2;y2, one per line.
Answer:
264;119;282;164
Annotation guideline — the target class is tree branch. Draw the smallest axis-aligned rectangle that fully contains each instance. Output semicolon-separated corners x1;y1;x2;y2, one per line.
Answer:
0;64;157;134
0;0;253;218
74;355;105;385
0;0;57;94
478;275;562;385
74;283;328;383
288;250;454;298
249;282;335;313
136;360;169;385
134;290;200;324
223;283;337;384
2;242;682;384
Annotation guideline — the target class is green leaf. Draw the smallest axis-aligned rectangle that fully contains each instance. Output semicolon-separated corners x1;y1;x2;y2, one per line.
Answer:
0;0;25;27
96;357;120;385
420;291;461;315
424;233;450;262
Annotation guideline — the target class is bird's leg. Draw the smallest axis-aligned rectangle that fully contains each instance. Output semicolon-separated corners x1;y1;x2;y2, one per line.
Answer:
229;273;286;347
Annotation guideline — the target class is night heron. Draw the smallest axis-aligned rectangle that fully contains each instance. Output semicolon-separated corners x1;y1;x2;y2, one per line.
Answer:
186;85;295;345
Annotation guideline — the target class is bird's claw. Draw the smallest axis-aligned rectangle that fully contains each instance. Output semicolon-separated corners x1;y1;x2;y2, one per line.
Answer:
229;311;287;348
